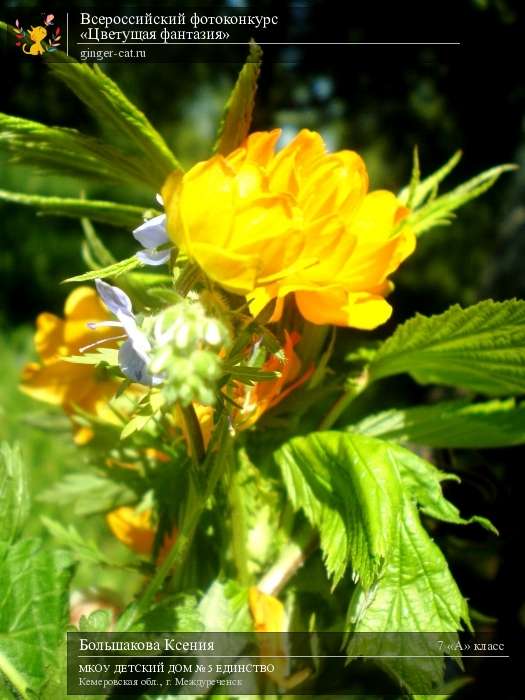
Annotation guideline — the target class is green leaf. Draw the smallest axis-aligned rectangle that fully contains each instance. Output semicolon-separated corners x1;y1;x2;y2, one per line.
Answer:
78;610;111;633
399;150;462;209
41;517;115;568
347;498;470;694
199;580;251;632
233;449;284;576
0;443;29;543
380;440;497;533
344;439;496;692
398;150;515;237
139;581;250;634
64;348;119;366
369;299;525;395
64;255;141;283
214;42;262;156
38;471;137;516
80;217;117;271
408;163;515;236
352;398;525;448
0;189;153;229
0;112;157;189
120;412;157;440
138;594;204;633
275;432;403;587
47;59;182;186
0;539;73;697
223;364;280;384
404;146;421;209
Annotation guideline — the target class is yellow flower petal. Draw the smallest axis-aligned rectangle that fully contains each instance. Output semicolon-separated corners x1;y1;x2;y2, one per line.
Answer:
107;506;178;561
248;587;286;633
191;241;259;293
227;128;281;169
295;288;393;329
107;507;155;556
176;156;236;252
34;312;65;362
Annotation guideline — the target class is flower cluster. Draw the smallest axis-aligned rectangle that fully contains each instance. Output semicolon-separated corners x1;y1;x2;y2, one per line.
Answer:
145;299;230;406
91;279;231;405
162;129;415;329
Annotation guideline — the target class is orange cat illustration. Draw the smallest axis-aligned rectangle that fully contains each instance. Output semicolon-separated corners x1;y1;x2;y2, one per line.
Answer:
23;25;47;55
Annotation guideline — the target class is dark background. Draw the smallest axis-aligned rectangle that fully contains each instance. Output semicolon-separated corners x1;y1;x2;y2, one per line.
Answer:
1;1;524;697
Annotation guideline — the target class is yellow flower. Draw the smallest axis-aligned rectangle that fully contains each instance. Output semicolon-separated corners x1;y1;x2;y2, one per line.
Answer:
20;286;119;444
163;129;415;329
106;506;177;561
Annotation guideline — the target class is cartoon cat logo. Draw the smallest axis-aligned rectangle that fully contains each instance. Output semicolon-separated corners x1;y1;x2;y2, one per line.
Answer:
22;26;47;55
15;14;61;55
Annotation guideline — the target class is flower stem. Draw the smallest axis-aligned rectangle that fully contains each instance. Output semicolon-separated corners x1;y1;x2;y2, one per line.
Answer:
116;416;230;631
179;403;205;464
318;368;369;430
257;526;318;596
228;451;251;586
175;261;201;297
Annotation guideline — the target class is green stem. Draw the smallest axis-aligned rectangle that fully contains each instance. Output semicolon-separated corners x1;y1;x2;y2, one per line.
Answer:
0;652;30;700
228;451;251;585
180;403;205;464
296;322;330;370
116;417;230;631
257;526;318;596
318;368;369;430
175;261;201;296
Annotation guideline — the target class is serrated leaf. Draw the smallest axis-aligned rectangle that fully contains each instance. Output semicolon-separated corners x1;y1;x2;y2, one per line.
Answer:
275;432;403;588
347;497;470;694
64;255;141;283
404;146;421;209
345;439;495;693
48;58;182;185
0;113;157;189
214;42;262;156
0;443;29;543
0;539;73;696
399;150;462;209
369;300;525;395
398;150;514;237
0;189;151;229
408;163;515;236
352;398;525;448
378;439;497;533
